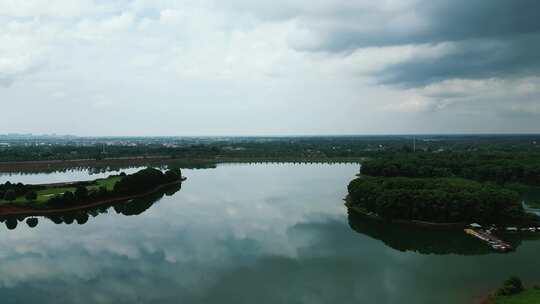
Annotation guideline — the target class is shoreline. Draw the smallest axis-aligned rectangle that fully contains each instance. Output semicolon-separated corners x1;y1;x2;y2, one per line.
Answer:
0;156;364;171
0;156;179;171
0;179;185;217
345;200;467;229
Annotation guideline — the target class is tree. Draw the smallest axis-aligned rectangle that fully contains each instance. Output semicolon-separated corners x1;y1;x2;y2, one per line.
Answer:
26;218;38;228
164;169;182;182
63;191;75;202
5;218;17;230
113;168;168;194
96;186;108;198
497;276;524;296
74;186;89;201
3;190;16;202
75;213;89;225
25;191;38;202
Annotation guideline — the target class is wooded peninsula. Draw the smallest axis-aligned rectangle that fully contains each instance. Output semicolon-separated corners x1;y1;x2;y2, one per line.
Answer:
0;167;184;214
348;151;540;226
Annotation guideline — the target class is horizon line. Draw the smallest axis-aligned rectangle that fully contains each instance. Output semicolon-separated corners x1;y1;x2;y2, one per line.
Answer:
1;132;540;138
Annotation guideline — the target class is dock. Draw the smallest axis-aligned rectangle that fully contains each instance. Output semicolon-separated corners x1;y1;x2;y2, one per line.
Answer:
464;227;512;252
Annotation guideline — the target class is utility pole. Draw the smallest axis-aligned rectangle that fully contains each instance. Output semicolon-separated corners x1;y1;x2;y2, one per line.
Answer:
413;136;416;153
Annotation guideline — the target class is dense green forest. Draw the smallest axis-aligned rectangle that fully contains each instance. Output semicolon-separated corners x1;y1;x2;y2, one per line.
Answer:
361;152;540;185
349;147;540;225
347;177;529;224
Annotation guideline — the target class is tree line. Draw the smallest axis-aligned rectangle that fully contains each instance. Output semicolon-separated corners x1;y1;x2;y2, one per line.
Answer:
0;182;43;202
1;135;539;163
361;152;540;186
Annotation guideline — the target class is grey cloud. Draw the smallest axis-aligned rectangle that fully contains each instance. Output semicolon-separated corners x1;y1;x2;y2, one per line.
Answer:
259;0;540;87
219;1;540;48
310;0;540;50
376;34;540;87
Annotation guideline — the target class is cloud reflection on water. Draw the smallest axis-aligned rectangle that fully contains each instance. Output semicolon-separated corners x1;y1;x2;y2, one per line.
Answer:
0;164;539;304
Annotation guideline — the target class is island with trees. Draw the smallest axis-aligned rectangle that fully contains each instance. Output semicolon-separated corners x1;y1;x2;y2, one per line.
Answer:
0;182;181;230
0;167;185;216
347;151;540;227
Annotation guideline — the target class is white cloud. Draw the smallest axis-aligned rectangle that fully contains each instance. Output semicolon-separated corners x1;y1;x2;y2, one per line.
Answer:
0;0;91;17
0;0;538;135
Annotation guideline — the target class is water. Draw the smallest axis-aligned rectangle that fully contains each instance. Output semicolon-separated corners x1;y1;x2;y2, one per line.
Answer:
0;167;144;185
0;164;539;304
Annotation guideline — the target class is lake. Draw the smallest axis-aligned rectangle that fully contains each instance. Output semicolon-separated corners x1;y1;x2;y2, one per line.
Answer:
0;164;539;304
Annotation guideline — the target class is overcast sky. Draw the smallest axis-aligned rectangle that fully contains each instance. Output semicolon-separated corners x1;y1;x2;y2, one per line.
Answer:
1;0;539;136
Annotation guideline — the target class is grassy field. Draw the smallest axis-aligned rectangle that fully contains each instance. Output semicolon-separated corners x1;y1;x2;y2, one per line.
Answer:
1;176;123;205
492;289;540;304
90;176;122;191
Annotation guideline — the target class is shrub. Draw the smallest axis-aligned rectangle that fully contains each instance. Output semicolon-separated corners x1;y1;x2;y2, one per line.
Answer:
496;276;524;296
63;191;75;202
74;186;89;201
3;190;17;202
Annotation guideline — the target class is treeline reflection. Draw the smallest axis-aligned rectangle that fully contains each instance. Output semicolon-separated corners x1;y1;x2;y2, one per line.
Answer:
347;209;526;255
0;183;181;230
0;160;217;175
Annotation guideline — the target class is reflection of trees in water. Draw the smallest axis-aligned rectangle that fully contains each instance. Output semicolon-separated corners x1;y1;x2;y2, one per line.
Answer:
347;209;514;255
0;183;181;230
26;217;38;227
0;160;216;175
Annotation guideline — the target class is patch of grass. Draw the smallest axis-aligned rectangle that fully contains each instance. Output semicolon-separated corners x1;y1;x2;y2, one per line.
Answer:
1;187;76;205
493;289;540;304
34;187;76;203
90;176;122;191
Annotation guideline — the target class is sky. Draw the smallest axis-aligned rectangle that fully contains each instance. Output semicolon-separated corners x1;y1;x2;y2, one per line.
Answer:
1;0;539;136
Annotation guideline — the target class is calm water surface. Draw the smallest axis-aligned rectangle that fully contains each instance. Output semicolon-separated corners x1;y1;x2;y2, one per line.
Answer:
0;164;539;304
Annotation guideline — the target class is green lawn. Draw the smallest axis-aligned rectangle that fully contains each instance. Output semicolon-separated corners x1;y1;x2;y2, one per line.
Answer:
1;175;123;205
493;289;540;304
89;176;122;191
35;187;77;203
